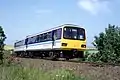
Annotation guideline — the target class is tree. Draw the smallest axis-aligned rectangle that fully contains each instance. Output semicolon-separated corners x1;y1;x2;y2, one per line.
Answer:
0;26;6;64
92;24;120;63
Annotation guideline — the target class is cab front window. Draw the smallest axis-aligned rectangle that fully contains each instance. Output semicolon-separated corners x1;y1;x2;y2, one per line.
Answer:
63;26;85;40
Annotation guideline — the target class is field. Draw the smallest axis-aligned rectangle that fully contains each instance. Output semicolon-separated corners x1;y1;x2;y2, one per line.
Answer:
4;45;14;50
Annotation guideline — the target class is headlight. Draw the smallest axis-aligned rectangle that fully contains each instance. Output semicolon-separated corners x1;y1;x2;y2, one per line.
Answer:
81;44;86;48
61;43;67;46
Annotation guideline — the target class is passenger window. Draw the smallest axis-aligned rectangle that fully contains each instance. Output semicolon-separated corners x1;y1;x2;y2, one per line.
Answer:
57;28;62;39
44;33;47;41
40;34;44;42
36;35;39;43
52;30;57;41
52;28;62;41
47;32;52;41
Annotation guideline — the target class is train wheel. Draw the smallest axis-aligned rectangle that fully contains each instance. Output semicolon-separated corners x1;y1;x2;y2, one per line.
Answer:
28;52;34;58
65;58;69;61
19;52;23;58
40;53;44;59
49;52;57;60
77;51;85;61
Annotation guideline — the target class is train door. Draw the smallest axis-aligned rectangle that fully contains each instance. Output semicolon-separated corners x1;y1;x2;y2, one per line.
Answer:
51;28;62;49
52;30;57;48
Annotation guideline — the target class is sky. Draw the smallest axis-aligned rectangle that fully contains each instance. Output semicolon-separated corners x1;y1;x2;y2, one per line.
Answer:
0;0;120;47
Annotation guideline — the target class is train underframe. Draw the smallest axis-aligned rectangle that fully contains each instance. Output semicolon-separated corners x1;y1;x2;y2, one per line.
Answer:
14;49;84;60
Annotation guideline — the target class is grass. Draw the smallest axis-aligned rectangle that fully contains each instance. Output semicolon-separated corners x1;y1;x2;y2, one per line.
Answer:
0;47;94;80
4;45;14;50
0;63;87;80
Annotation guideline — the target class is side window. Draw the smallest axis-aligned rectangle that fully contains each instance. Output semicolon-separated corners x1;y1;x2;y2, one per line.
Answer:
36;35;41;43
30;37;34;44
32;36;36;43
14;42;17;47
36;35;39;43
44;33;47;41
15;40;24;47
40;34;44;42
52;28;62;41
27;36;38;44
27;38;31;44
57;28;62;39
46;33;48;41
47;32;52;41
52;30;57;41
28;37;32;44
39;32;52;42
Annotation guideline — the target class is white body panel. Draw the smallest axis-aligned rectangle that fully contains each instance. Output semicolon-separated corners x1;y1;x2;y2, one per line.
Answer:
14;40;61;51
14;45;26;51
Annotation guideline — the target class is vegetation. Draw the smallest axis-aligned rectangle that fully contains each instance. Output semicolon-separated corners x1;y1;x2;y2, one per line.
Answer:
0;63;87;80
0;26;6;64
85;24;120;63
4;45;14;50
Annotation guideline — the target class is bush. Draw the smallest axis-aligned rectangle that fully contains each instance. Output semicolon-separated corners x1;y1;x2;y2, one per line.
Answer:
84;51;102;63
89;24;120;63
0;26;6;64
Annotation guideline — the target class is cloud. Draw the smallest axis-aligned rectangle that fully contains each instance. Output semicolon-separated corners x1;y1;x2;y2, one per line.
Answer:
78;0;110;15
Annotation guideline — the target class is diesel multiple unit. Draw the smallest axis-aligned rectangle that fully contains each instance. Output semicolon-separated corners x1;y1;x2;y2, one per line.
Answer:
14;24;86;60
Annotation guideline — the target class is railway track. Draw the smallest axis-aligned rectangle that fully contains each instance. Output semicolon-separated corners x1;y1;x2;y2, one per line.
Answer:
47;58;120;67
67;60;120;67
10;52;120;67
14;55;120;67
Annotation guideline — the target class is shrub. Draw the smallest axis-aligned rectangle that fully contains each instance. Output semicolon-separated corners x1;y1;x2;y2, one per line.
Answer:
91;24;120;63
0;26;6;64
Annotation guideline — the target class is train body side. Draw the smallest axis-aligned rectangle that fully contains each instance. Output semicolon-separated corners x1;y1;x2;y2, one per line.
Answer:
26;40;61;51
14;40;26;52
14;24;86;59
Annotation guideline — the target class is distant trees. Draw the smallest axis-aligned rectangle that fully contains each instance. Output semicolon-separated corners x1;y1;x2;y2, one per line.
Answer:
87;24;120;63
0;26;6;64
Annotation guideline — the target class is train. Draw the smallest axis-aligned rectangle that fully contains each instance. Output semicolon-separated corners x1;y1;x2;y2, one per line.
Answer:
13;24;86;60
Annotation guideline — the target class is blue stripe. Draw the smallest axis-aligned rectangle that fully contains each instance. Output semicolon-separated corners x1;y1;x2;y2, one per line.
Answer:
27;40;61;47
14;40;61;48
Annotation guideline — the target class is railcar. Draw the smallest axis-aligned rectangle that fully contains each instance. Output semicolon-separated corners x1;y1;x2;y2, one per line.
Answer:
14;24;86;60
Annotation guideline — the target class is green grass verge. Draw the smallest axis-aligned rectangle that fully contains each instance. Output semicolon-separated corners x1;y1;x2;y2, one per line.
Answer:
0;64;87;80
